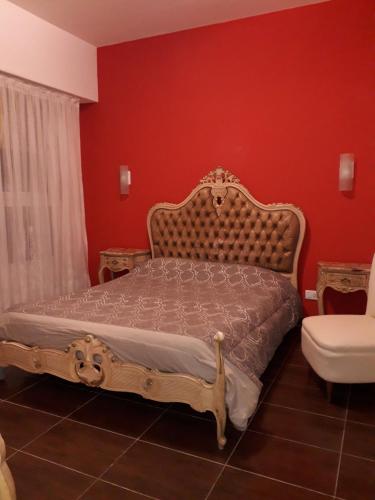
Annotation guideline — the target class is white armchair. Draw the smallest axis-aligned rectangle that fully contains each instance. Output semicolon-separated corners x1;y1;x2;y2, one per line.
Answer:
302;254;375;396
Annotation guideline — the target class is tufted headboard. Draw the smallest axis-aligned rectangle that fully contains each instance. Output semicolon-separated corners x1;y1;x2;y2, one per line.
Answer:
147;168;305;288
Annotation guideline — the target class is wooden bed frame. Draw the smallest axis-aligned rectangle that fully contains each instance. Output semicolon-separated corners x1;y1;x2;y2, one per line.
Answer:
0;168;305;449
0;436;15;500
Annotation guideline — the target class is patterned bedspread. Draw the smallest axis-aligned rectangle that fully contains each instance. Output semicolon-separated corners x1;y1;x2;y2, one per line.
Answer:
9;258;301;383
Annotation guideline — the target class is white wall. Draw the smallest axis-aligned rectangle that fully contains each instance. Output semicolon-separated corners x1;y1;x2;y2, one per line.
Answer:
0;0;98;102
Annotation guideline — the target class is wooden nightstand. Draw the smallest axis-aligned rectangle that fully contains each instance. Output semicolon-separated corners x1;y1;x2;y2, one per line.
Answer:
317;261;371;315
98;248;151;284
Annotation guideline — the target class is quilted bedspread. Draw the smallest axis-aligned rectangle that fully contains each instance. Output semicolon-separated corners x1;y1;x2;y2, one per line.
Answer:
10;257;301;384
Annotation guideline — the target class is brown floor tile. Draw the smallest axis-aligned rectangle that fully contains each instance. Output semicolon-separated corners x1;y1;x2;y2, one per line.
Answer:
0;401;59;448
103;441;221;500
343;421;375;460
229;431;339;494
250;403;344;451
276;363;326;389
7;451;93;500
5;446;17;459
286;342;309;367
70;394;163;438
265;381;348;418
81;480;148;499
8;377;95;416
209;466;333;500
337;454;375;500
348;384;375;426
143;410;242;463
170;402;215;421
106;389;170;408
258;377;275;402
24;419;133;476
0;367;44;399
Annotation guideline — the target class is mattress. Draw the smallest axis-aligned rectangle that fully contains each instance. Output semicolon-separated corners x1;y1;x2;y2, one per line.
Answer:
0;257;301;429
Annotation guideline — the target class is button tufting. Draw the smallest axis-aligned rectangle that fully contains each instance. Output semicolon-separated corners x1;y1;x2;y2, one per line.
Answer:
150;186;299;273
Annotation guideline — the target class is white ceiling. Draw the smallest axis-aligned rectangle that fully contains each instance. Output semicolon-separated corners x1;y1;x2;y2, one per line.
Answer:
9;0;330;47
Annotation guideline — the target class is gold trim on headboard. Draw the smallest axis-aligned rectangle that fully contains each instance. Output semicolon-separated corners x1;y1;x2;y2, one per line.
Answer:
147;167;305;288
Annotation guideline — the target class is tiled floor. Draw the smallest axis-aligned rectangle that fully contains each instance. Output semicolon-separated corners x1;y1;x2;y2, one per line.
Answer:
1;331;374;500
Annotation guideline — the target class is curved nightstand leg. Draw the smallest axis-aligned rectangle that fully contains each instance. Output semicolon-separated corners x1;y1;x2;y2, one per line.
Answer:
0;368;5;381
98;266;106;284
317;285;326;315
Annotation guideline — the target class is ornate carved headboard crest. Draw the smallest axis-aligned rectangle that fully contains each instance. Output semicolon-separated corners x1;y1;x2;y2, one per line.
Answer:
200;167;240;216
147;167;305;288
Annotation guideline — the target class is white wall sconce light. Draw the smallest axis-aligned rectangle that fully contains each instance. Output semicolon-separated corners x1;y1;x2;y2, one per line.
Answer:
120;165;131;194
339;153;355;191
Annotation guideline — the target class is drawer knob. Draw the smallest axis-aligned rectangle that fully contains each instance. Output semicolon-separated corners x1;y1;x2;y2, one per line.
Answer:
111;259;119;265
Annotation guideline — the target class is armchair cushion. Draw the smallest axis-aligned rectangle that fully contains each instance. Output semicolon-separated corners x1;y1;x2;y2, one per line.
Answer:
302;315;375;384
302;315;375;353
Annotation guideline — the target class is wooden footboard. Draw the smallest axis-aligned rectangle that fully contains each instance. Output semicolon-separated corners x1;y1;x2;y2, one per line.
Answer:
0;436;16;500
0;332;227;449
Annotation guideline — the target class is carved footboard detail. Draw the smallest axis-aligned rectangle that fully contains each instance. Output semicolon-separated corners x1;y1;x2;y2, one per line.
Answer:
0;333;227;448
69;336;113;387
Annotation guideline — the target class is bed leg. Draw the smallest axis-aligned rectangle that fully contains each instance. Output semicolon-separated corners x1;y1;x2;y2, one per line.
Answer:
0;436;16;500
214;407;227;450
213;332;227;450
0;368;6;381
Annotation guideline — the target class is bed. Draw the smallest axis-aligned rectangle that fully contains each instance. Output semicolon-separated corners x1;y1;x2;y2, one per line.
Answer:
0;167;305;448
0;436;15;500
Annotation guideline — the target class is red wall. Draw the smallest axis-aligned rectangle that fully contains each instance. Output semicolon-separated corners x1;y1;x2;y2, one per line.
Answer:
80;0;375;315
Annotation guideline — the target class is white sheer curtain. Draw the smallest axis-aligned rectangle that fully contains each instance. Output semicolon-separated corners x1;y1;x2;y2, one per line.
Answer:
0;74;90;311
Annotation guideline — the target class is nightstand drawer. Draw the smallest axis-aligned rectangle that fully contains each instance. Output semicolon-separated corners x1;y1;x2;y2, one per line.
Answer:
104;256;132;271
325;272;368;289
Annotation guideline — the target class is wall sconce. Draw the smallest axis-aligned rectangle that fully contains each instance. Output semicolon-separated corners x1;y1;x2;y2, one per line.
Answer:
339;153;355;191
120;165;131;194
